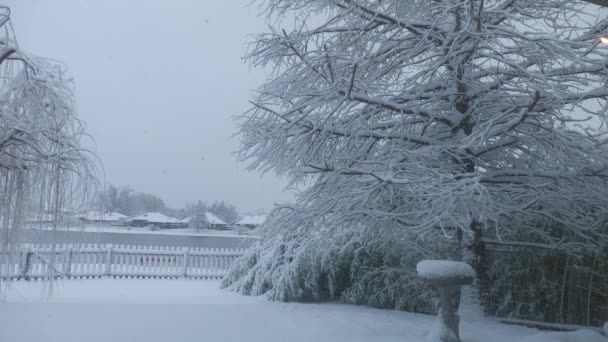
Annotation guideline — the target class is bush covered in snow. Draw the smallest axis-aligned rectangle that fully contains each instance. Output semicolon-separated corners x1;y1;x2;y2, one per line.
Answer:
486;239;608;326
223;220;608;326
222;224;457;313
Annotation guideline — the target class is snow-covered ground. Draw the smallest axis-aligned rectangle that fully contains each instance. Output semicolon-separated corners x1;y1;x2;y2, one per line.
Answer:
1;279;605;342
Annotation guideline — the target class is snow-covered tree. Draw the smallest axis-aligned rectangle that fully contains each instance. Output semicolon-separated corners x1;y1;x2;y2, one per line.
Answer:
208;200;239;224
102;186;168;216
98;184;120;213
186;200;209;230
0;7;97;291
235;0;608;309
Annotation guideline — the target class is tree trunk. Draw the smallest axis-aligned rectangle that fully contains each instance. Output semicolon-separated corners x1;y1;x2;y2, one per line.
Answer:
471;220;489;311
460;220;489;316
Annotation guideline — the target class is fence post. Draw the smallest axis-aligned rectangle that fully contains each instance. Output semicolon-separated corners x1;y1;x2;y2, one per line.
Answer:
20;249;31;281
105;244;113;277
64;247;72;278
182;248;189;278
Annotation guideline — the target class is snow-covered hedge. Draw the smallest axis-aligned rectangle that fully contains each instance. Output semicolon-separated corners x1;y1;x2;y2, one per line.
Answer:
487;241;608;326
222;225;457;313
223;221;608;326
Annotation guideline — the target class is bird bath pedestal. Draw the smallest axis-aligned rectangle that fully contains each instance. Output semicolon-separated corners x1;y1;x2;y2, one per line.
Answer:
417;260;475;342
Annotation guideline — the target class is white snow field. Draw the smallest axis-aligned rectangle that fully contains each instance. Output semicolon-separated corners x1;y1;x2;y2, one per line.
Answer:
0;279;605;342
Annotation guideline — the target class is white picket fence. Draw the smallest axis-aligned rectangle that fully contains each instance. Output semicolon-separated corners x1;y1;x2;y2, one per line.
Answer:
0;244;246;280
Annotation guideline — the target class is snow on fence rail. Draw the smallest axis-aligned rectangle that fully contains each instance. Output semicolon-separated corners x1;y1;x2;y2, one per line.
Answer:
0;244;246;280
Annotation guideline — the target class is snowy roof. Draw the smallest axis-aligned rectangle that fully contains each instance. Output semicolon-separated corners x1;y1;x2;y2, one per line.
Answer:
79;211;128;221
416;260;475;284
178;213;226;225
179;212;226;224
237;215;266;226
205;212;226;225
130;212;179;224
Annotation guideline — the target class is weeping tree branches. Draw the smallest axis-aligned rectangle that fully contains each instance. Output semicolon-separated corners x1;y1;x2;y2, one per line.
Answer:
0;7;98;293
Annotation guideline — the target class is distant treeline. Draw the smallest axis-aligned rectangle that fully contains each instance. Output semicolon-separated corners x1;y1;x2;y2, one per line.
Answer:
98;185;240;224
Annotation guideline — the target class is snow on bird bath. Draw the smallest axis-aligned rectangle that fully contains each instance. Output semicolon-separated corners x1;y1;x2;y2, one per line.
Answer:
417;260;475;284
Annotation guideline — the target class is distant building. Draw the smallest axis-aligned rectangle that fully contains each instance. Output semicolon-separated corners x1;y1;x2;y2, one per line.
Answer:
205;212;228;230
235;215;266;229
129;212;182;229
25;213;60;225
180;213;228;230
78;211;128;225
25;208;78;225
179;217;191;225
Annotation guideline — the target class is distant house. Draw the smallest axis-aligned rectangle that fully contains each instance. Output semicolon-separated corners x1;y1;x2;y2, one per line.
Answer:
25;213;57;225
129;212;182;229
205;212;227;230
25;208;78;225
235;215;266;229
78;211;128;225
178;216;192;227
180;213;228;230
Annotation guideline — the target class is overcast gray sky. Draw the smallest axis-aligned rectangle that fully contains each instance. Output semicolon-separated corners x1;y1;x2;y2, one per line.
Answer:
5;0;293;213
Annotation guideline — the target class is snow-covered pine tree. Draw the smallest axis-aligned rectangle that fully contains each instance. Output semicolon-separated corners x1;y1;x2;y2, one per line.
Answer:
0;7;98;294
233;0;608;310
